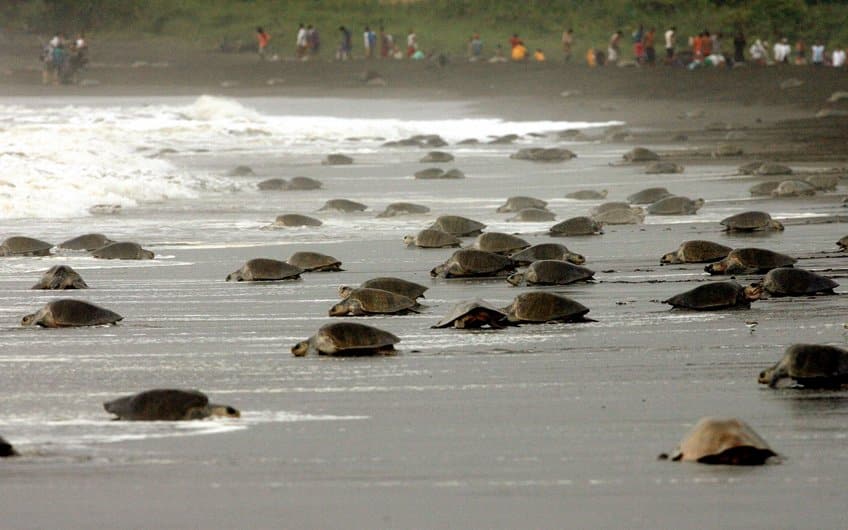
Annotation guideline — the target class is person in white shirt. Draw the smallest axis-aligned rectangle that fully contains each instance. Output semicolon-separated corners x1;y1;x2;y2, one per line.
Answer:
833;46;846;68
664;26;676;60
363;26;372;58
811;42;825;65
296;23;307;58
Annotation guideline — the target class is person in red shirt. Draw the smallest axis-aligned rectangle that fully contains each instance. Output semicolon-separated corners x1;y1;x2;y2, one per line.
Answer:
256;27;270;60
509;33;522;49
692;33;703;60
701;30;713;56
643;27;656;65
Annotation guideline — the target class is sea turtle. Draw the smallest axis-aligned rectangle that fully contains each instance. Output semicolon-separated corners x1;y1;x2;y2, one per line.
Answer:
502;292;593;323
21;299;123;327
771;180;816;198
758;344;848;388
754;163;792;176
0;436;17;457
645;161;685;174
339;277;428;300
58;233;113;251
758;268;838;296
286;251;342;272
286;176;323;190
414;168;448;179
712;143;743;157
511;243;585;265
489;134;519;144
805;174;839;191
430;249;515;278
706;248;796;275
432;299;509;329
496;196;549;213
590;202;635;216
737;161;765;175
592;208;644;225
565;189;608;200
838;235;848;251
663;281;762;309
549;216;603;236
647;196;704;215
748;181;782;197
0;236;52;257
403;229;461;248
429;215;486;236
622;147;659;162
720;211;784;232
318;199;367;213
377;202;430;218
661;417;777;465
32;265;88;289
442;169;466;179
226;258;302;281
292;322;400;356
507;208;556;222
420;151;454;163
627;187;672;204
273;214;323;227
328;288;417;316
510;147;576;162
660;240;732;264
257;178;288;190
226;165;254;176
470;232;531;255
322;154;353;165
506;260;595;286
103;389;240;421
91;242;154;260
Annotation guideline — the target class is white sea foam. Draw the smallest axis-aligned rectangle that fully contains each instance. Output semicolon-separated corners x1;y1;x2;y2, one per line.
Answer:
0;95;618;220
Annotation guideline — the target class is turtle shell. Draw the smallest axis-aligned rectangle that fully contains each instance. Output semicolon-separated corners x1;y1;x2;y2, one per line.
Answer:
420;151;454;163
286;176;323;190
754;163;792;176
91;242;154;260
761;268;838;296
647;196;703;215
772;180;816;197
748;181;781;197
377;202;430;218
21;299;123;327
287;251;342;271
511;243;585;265
645;161;684;174
429;215;486;236
522;260;595;285
503;292;591;323
627;187;672;204
507;208;556;222
549;216;603;236
58;233;113;251
0;236;53;257
758;344;848;388
669;417;776;465
707;248;796;275
103;389;219;421
737;161;765;175
663;281;751;310
322;154;353;165
226;258;302;281
496;196;548;213
432;299;508;329
406;229;460;248
319;199;367;212
471;232;531;254
720;211;777;231
274;214;323;227
805;174;838;191
32;265;88;290
431;249;515;278
590;202;632;216
314;322;400;355
565;190;607;200
592;208;644;225
661;240;731;264
257;178;288;190
355;277;428;299
329;288;417;316
623;147;659;162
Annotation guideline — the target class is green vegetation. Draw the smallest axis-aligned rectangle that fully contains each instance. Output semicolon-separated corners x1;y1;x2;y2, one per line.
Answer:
3;0;847;57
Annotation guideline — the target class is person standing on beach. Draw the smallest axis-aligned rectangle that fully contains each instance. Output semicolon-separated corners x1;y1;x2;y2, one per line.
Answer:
608;30;622;65
795;39;806;65
363;26;373;58
562;28;573;62
256;27;270;60
469;33;483;61
406;29;418;57
664;26;676;62
40;38;55;85
379;27;392;59
733;30;746;63
307;25;320;56
811;40;825;66
296;23;307;58
643;27;656;65
632;24;644;63
338;26;352;60
832;45;845;68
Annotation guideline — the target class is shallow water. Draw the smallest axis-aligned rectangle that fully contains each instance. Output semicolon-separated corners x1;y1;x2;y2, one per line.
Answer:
1;95;847;528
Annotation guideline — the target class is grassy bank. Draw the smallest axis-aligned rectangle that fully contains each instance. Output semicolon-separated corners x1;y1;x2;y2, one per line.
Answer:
4;0;848;60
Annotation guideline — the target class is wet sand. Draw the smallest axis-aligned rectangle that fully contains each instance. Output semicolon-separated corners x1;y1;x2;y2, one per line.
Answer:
1;36;848;529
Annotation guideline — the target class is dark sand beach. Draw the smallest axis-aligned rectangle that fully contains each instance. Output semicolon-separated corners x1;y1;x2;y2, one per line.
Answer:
1;34;848;529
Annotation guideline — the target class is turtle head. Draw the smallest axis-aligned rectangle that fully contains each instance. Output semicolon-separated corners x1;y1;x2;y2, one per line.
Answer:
140;249;155;260
692;198;705;212
430;264;446;277
291;339;312;357
660;251;680;265
566;252;586;265
21;310;43;327
328;301;350;316
592;220;604;233
758;362;784;387
402;235;415;246
207;404;241;419
743;284;763;302
704;260;727;275
506;272;524;286
769;219;785;231
337;285;354;298
600;189;608;198
225;270;242;282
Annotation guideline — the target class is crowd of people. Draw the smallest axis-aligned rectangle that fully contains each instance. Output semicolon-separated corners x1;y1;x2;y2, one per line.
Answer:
40;32;87;84
255;24;427;62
